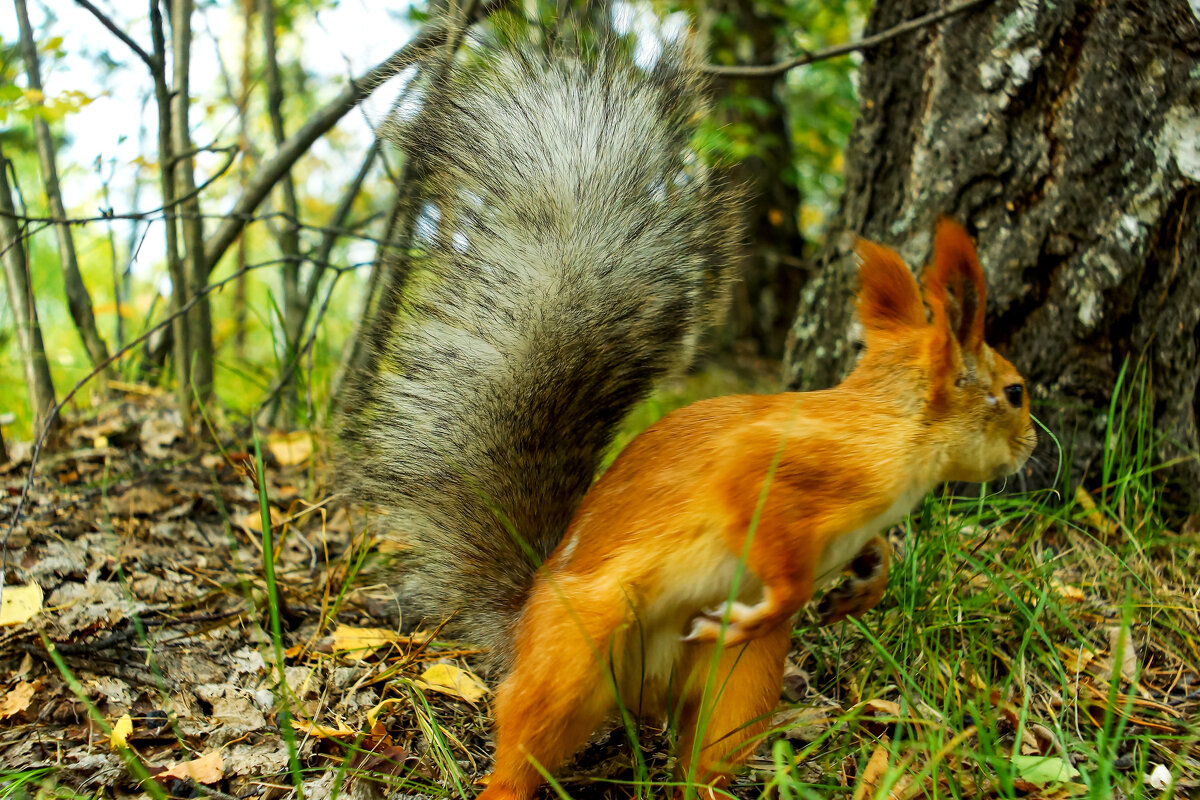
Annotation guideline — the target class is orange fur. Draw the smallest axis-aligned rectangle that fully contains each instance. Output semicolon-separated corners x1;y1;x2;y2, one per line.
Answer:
476;221;1036;800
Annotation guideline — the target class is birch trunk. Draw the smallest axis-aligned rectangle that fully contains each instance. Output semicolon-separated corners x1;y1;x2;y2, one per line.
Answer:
785;0;1200;512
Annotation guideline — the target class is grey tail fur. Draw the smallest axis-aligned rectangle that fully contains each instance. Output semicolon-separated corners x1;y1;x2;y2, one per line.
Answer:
340;43;740;675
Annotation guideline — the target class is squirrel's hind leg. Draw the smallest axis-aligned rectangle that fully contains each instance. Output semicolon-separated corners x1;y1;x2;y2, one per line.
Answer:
673;620;790;797
478;581;626;800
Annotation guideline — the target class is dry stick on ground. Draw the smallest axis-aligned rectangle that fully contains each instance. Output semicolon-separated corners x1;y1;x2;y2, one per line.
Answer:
0;146;58;439
171;0;214;404
13;0;113;378
702;0;995;77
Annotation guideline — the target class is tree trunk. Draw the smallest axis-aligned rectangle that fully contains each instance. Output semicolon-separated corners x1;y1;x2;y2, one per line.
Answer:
784;0;1200;512
709;0;806;359
260;0;304;425
150;0;191;423
0;145;59;439
14;0;113;380
171;0;214;405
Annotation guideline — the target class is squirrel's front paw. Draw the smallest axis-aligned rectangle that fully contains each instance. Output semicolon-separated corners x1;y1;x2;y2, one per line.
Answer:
816;535;890;626
682;601;761;646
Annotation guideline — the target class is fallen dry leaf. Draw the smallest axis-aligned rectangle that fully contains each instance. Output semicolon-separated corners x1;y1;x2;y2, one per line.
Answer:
1074;486;1120;538
104;486;177;517
238;506;284;534
857;698;902;718
332;624;397;659
110;714;133;750
1103;626;1138;684
368;698;406;728
0;681;36;719
159;750;224;784
291;716;357;739
0;583;43;626
416;663;488;704
1058;644;1098;674
1050;580;1086;602
851;743;892;800
268;431;314;467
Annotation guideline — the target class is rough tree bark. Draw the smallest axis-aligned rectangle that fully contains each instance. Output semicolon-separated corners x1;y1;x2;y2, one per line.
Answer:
785;0;1200;512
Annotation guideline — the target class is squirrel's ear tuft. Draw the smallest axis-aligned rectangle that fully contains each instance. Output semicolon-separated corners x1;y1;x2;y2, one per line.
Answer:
854;239;926;336
924;218;986;355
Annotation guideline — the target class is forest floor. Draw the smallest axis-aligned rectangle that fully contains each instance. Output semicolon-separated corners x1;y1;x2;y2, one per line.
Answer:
1;380;1199;800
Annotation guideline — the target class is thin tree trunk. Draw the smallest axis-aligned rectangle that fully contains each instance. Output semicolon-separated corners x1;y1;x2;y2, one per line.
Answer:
150;0;191;422
99;157;124;351
0;145;59;438
708;0;805;360
13;0;112;380
785;0;1200;513
171;0;214;404
234;0;254;360
260;0;303;424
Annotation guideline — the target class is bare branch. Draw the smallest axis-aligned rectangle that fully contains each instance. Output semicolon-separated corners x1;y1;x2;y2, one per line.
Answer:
259;0;305;421
72;0;155;70
202;0;512;276
306;140;380;309
703;0;994;78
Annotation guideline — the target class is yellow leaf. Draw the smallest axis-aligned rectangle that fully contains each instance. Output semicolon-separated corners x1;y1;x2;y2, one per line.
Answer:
417;663;488;704
332;624;396;659
0;583;43;626
110;714;133;749
268;431;314;466
291;716;356;738
159;750;223;783
1051;581;1086;602
851;742;892;800
1074;486;1120;537
367;697;405;728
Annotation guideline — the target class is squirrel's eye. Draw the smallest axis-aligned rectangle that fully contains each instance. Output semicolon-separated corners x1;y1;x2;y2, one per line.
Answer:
1003;383;1024;408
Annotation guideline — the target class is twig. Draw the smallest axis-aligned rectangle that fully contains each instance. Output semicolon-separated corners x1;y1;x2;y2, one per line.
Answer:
72;0;155;70
202;0;512;277
703;0;994;78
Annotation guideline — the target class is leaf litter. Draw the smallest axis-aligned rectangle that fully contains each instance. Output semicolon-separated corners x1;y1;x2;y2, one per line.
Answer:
0;392;1197;799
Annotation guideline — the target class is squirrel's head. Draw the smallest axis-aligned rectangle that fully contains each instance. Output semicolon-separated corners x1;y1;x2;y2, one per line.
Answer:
853;219;1036;484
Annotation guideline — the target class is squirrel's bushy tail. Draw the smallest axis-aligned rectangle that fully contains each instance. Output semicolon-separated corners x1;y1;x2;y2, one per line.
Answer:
341;44;739;673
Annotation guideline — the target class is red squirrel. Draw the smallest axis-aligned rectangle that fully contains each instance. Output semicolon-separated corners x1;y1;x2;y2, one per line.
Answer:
342;44;1035;800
